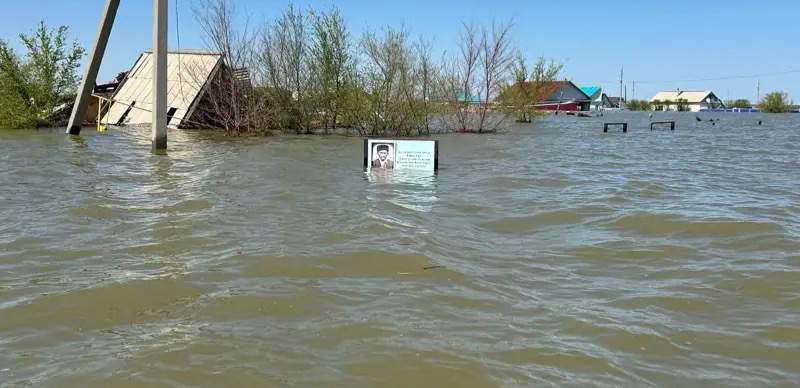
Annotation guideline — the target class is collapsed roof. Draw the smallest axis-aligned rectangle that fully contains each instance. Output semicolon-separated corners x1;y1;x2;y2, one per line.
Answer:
101;50;223;128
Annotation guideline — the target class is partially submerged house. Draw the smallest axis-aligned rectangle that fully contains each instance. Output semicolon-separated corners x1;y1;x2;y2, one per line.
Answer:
580;86;604;111
606;96;625;109
535;81;592;112
101;50;236;128
649;90;725;112
84;72;126;125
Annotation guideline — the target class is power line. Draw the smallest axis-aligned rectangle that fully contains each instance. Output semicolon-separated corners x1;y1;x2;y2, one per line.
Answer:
587;69;800;86
635;69;800;84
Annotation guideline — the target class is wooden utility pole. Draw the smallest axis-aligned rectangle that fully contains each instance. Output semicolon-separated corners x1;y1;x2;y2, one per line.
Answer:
152;0;168;151
66;0;121;134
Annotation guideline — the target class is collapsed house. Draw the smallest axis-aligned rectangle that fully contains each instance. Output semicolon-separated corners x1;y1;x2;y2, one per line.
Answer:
83;72;126;125
101;50;247;129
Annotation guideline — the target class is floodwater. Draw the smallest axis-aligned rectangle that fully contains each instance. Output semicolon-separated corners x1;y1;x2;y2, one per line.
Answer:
1;112;799;387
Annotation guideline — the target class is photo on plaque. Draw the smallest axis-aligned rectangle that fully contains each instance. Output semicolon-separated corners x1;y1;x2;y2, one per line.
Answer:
370;142;396;169
364;139;438;172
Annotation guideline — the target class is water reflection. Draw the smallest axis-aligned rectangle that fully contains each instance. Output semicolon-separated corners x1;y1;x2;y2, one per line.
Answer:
365;170;439;213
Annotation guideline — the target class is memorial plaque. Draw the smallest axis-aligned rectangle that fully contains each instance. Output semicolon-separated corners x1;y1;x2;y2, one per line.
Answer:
364;139;438;172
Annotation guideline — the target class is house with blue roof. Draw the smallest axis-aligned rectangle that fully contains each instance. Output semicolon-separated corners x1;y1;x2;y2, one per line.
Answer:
580;86;607;111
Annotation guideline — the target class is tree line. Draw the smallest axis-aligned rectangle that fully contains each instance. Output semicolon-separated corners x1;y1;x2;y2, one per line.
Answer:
7;4;794;131
192;0;563;136
0;8;562;133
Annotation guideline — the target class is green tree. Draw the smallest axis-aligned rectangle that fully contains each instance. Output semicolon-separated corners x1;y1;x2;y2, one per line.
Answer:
651;99;663;111
0;21;84;128
0;50;36;128
759;91;793;113
498;55;562;123
675;98;689;111
726;99;751;109
627;99;651;111
500;52;531;122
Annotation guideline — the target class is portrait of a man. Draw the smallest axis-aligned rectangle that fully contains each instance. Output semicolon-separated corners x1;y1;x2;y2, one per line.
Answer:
371;143;394;169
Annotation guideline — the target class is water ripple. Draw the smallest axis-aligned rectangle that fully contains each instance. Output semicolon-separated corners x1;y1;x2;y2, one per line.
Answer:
1;114;799;386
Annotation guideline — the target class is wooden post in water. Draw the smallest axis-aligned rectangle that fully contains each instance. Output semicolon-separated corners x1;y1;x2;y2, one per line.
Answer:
66;0;121;134
152;0;168;151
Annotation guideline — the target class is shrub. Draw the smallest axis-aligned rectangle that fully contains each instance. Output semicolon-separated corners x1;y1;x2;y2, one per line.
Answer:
0;21;84;128
759;91;793;113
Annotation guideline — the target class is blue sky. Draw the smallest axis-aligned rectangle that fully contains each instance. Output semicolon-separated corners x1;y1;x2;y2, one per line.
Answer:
2;0;799;102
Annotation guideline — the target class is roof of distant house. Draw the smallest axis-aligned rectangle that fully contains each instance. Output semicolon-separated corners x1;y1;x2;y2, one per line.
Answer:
580;86;601;98
650;90;717;103
536;80;591;101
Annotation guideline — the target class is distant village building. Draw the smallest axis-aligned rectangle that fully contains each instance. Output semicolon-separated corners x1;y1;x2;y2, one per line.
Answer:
535;81;592;112
649;90;725;112
606;96;626;109
101;50;247;128
580;86;605;111
579;86;627;110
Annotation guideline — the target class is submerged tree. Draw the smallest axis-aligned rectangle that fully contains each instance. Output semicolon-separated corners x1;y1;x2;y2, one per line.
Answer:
504;53;531;122
442;20;516;133
414;38;438;135
309;8;352;133
759;91;793;113
358;27;423;136
626;99;651;111
443;22;481;132
727;99;752;109
475;20;514;132
499;54;562;122
0;21;84;128
187;4;562;136
193;0;262;134
257;5;314;133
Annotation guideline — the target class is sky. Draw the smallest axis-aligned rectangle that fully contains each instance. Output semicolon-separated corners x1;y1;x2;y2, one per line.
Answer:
2;0;799;102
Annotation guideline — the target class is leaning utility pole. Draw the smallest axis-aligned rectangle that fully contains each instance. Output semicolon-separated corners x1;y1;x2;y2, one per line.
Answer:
66;0;168;152
66;0;121;135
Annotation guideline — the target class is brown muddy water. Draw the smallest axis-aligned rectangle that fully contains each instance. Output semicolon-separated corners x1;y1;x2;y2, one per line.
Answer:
1;112;799;387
